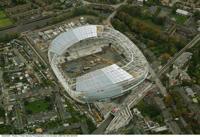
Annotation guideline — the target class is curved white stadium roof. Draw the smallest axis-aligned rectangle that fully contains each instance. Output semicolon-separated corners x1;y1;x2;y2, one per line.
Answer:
49;25;149;103
49;25;97;55
76;64;133;93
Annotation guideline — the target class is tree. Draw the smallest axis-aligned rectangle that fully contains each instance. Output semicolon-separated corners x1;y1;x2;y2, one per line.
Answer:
45;96;51;102
111;19;129;33
26;110;32;115
193;11;200;20
160;53;171;62
0;125;12;134
172;3;178;14
187;45;200;84
152;16;166;26
0;107;5;118
119;5;142;17
0;33;19;43
11;0;26;5
164;95;173;107
2;72;10;83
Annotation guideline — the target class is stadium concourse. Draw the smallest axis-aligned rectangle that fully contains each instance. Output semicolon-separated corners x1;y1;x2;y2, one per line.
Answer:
48;25;149;103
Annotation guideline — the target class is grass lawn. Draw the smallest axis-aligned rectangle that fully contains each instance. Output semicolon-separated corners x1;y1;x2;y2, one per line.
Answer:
171;14;188;25
0;11;6;19
0;10;13;28
25;99;52;114
133;17;163;31
0;18;13;27
0;125;12;134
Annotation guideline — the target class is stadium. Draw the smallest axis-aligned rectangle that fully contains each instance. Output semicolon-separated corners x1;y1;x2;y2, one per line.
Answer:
48;25;149;103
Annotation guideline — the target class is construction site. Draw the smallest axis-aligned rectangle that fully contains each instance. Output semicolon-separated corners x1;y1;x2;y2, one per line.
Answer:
48;25;149;103
60;45;123;80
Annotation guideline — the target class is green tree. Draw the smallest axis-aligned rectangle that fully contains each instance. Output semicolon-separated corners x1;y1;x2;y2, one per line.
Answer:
193;11;200;20
0;33;19;43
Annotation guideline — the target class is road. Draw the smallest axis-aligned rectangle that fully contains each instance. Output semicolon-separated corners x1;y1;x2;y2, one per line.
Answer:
15;103;24;130
54;92;70;120
0;0;125;36
149;66;168;96
13;88;52;100
23;36;48;66
44;122;88;134
102;34;200;131
154;96;182;134
105;81;155;133
158;34;200;77
0;70;10;125
0;17;52;37
92;114;114;134
166;24;176;36
126;81;154;108
146;34;200;97
0;0;127;36
82;0;126;9
6;0;198;133
105;0;127;25
82;0;128;26
0;6;76;37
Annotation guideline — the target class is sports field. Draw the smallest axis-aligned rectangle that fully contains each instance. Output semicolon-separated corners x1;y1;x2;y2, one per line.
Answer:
25;98;53;114
0;10;13;28
170;13;188;25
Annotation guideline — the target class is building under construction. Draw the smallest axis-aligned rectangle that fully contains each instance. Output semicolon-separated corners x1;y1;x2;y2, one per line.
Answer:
48;25;149;103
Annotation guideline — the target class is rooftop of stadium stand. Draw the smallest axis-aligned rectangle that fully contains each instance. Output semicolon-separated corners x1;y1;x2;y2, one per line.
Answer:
49;25;98;55
76;64;133;93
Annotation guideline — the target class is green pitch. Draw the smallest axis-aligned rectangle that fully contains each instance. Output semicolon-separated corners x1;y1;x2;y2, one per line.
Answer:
0;10;13;28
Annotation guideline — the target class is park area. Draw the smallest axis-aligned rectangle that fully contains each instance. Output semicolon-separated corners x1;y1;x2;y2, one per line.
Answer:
170;14;188;25
136;99;164;125
24;97;53;114
0;10;13;28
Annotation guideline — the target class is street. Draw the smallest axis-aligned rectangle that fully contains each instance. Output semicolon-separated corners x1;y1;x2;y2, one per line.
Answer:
158;34;200;77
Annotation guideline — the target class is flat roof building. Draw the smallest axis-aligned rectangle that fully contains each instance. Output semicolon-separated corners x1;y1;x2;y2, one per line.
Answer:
176;9;191;16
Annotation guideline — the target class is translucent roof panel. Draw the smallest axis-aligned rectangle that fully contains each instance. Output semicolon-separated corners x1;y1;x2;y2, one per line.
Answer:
76;64;133;93
73;25;97;41
50;30;78;55
102;64;133;84
50;25;97;55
